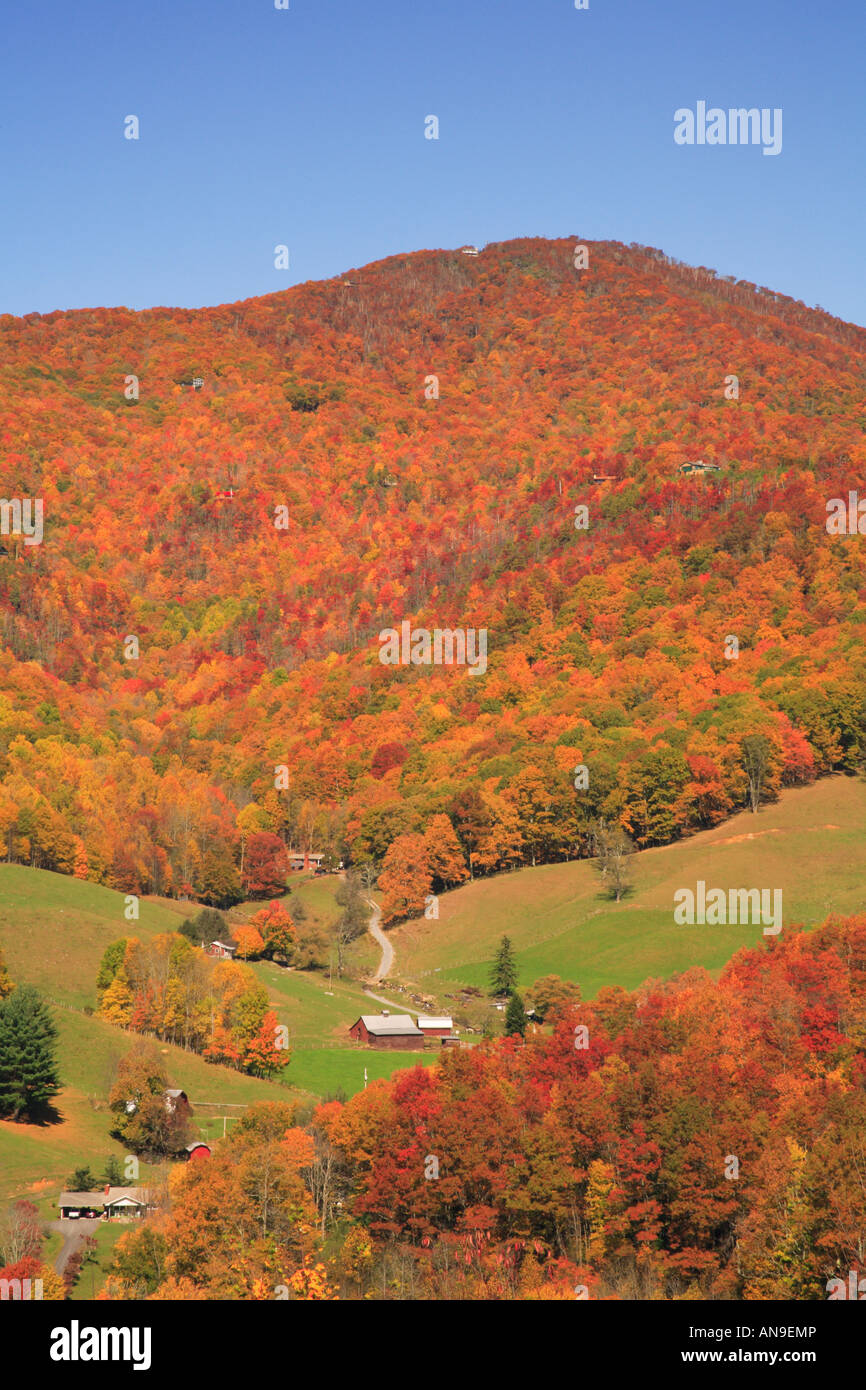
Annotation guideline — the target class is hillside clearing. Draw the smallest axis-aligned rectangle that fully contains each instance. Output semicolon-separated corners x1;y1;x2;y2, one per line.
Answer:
388;776;866;998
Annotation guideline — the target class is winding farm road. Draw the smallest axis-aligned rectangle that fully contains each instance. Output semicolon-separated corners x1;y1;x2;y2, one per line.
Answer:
366;897;394;982
49;1217;100;1276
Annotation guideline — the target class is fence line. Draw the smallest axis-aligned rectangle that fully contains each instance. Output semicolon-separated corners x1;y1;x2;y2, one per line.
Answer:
186;1101;250;1110
46;996;80;1012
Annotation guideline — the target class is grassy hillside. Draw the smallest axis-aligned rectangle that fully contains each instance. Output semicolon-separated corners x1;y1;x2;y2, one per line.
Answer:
250;957;431;1094
0;865;345;1011
1;775;862;1203
0;867;189;1009
390;776;866;998
0;869;430;1203
230;871;343;936
0;1007;282;1204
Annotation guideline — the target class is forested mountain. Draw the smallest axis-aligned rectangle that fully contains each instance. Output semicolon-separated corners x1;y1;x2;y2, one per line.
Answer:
0;237;863;902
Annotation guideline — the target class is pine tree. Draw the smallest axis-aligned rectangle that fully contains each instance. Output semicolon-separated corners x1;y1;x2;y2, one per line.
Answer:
505;991;527;1038
0;987;61;1120
103;1154;124;1185
68;1166;98;1191
489;935;518;997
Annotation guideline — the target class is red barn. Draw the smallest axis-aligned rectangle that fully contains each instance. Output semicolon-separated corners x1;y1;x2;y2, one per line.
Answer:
348;1013;424;1049
417;1015;453;1039
185;1142;211;1162
207;940;236;960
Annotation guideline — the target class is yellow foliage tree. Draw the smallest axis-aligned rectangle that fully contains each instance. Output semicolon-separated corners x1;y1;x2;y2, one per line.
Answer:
99;971;133;1027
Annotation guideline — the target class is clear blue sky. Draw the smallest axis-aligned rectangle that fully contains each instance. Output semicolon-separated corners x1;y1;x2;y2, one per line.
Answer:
1;0;863;323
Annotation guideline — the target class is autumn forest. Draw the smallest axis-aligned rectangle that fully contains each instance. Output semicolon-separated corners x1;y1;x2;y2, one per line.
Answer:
1;236;865;1307
0;238;863;906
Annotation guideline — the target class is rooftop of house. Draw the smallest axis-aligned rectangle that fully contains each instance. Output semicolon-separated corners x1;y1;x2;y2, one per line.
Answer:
58;1187;151;1207
417;1016;453;1029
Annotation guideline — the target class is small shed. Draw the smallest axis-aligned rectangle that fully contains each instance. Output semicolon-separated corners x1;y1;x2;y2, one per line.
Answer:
208;940;236;960
164;1088;190;1115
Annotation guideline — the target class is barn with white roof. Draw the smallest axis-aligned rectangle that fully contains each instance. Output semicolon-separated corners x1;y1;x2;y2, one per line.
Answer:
348;1011;425;1049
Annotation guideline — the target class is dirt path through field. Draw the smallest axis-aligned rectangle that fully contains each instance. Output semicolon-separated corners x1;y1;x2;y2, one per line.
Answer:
366;897;393;981
48;1217;100;1275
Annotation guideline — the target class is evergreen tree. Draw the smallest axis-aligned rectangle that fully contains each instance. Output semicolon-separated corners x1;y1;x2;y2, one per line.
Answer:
68;1166;98;1191
103;1154;124;1186
504;992;527;1038
489;935;518;997
0;986;61;1120
179;907;229;947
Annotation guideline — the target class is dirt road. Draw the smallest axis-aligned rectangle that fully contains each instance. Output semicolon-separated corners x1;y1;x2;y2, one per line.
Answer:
48;1217;100;1275
367;897;394;981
